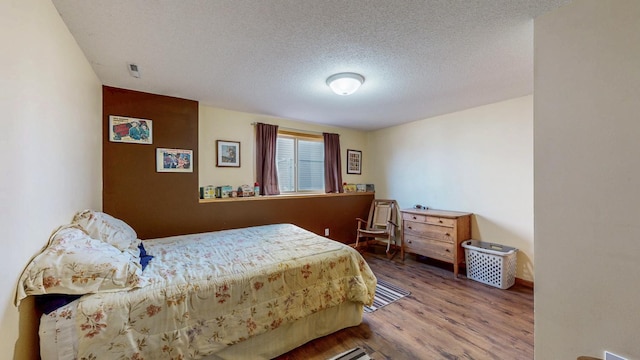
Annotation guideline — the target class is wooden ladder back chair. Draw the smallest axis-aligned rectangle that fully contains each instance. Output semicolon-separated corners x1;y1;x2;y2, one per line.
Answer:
355;199;400;259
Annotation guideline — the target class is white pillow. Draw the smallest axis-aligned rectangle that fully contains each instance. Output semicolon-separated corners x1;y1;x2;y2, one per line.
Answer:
72;210;138;253
16;225;145;304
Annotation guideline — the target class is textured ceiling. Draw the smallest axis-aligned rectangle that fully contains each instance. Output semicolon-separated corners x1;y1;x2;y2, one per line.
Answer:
52;0;571;131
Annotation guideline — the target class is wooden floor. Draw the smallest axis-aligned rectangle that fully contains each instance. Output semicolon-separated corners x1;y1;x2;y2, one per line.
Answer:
275;248;534;360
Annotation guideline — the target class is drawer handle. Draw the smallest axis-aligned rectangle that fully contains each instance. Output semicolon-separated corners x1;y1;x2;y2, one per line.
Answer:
412;216;417;220
439;220;443;223
445;233;451;236
445;249;450;252
408;226;412;230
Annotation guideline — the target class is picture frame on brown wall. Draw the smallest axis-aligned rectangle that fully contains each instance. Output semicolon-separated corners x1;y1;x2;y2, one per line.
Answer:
216;140;240;167
109;115;153;144
156;148;193;172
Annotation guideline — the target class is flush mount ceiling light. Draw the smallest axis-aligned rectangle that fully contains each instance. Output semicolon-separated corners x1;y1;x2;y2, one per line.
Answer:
326;72;365;95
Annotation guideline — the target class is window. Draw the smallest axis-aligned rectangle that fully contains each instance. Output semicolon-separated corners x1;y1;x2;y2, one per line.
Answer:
276;132;324;193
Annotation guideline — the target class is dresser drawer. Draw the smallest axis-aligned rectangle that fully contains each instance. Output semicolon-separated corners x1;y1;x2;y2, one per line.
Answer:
403;221;455;243
425;216;455;227
404;234;454;262
402;212;455;227
402;212;427;222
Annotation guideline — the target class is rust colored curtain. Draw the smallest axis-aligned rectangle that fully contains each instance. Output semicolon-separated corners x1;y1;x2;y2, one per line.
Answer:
256;123;280;195
323;133;343;193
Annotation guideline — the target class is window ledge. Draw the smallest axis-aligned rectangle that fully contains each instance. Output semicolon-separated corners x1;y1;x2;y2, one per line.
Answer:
199;191;374;203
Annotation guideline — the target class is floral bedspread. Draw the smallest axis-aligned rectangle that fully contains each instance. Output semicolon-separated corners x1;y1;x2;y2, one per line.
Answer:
71;224;376;359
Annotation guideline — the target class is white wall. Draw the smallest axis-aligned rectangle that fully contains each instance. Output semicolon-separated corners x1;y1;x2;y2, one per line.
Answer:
535;1;640;359
368;96;534;281
0;0;102;358
199;105;370;189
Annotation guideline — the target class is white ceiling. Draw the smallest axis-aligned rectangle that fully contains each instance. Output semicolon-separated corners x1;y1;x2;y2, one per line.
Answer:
52;0;571;131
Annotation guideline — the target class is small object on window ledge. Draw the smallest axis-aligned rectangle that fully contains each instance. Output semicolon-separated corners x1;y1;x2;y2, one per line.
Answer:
202;185;214;199
344;184;357;193
215;185;233;198
237;184;255;197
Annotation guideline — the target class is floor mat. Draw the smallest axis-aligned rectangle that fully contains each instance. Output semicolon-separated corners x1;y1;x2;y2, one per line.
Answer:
364;279;411;313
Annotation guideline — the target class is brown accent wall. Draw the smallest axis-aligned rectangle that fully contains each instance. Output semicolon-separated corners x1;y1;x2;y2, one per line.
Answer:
103;86;372;243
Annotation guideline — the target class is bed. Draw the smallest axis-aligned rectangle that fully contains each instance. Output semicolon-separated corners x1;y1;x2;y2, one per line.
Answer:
16;210;377;360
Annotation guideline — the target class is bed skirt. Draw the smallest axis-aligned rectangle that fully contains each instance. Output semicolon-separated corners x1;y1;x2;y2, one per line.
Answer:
205;302;364;359
41;301;364;360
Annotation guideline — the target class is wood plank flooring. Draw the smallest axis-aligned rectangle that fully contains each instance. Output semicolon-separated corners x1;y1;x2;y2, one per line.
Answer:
275;249;534;360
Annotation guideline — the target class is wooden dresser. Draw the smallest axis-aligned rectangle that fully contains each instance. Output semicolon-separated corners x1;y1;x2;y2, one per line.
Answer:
401;208;472;277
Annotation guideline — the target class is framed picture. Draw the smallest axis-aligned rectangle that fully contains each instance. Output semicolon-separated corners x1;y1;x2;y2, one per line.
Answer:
347;149;362;175
109;115;152;144
216;140;240;167
156;148;193;173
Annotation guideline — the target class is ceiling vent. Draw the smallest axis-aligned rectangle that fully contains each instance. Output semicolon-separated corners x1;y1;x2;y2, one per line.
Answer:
128;63;141;78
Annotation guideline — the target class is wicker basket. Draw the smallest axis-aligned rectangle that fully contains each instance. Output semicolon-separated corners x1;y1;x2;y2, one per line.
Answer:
462;240;518;289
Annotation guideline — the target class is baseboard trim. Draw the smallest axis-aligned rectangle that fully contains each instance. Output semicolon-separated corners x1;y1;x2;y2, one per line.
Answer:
515;277;534;289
